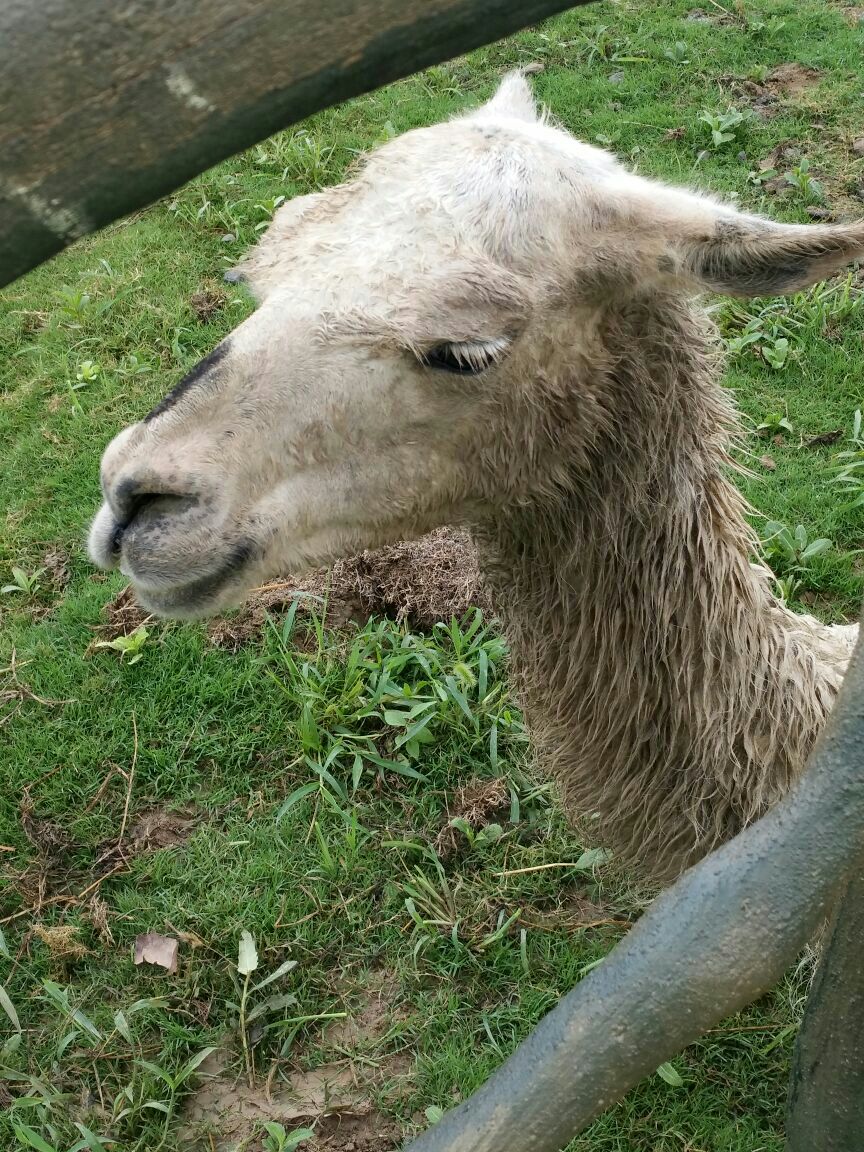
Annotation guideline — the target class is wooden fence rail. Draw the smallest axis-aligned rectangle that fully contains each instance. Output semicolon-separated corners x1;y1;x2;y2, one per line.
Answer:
0;0;592;288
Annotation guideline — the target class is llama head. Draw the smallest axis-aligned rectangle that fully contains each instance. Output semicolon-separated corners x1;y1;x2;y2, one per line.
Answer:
88;73;864;617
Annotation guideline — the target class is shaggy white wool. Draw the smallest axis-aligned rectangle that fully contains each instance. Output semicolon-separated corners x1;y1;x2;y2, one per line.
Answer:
89;72;863;880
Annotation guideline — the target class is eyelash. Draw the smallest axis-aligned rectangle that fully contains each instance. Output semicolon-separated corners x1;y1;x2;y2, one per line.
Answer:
420;337;510;375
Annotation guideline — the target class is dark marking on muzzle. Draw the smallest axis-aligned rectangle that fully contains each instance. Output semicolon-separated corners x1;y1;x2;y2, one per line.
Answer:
145;339;232;422
169;538;259;607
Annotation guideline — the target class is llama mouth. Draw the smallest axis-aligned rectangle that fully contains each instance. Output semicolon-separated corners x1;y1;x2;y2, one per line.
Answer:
124;539;258;620
88;502;257;618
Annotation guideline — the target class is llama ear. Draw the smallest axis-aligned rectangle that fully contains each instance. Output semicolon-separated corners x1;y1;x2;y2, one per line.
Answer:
672;208;864;297
480;71;539;123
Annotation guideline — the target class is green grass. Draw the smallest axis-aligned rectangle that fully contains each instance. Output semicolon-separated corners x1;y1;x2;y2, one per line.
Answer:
1;1;863;1149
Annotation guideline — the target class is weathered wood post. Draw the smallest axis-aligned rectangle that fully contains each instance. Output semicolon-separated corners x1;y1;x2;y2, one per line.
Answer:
0;0;593;289
401;610;864;1152
785;869;864;1151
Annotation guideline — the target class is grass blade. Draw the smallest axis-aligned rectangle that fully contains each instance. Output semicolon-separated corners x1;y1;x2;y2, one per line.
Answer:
0;984;21;1032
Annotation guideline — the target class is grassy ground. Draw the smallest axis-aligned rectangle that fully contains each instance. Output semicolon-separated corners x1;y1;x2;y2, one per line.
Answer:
1;1;863;1149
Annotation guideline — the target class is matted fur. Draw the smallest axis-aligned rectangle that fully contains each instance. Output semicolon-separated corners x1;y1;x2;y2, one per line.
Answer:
88;73;862;881
474;294;856;878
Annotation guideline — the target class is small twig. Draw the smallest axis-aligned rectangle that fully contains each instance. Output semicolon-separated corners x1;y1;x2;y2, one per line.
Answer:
520;918;631;933
275;908;319;930
117;711;138;848
251;579;299;593
83;766;122;814
0;895;68;926
494;862;583;878
0;648;73;726
705;1023;793;1035
76;862;128;903
0;862;129;926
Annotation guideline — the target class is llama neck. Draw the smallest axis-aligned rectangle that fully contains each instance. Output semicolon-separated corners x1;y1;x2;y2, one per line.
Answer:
472;295;843;880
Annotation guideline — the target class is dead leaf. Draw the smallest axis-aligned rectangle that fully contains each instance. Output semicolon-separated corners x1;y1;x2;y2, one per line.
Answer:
759;455;776;471
134;932;179;973
806;429;844;447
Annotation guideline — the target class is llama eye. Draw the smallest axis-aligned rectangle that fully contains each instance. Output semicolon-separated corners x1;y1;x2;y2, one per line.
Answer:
420;338;509;375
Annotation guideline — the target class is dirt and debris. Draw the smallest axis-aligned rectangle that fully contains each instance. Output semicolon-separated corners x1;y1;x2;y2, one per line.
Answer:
83;895;114;945
325;969;404;1052
88;584;152;646
33;923;89;959
686;7;735;25
89;805;199;887
760;140;802;170
126;807;198;852
20;797;75;858
208;528;490;650
518;891;633;935
41;545;70;592
182;972;411;1149
181;1046;402;1150
312;1113;401;1151
434;778;510;856
764;63;821;95
725;65;822;121
806;429;844;448
189;282;229;323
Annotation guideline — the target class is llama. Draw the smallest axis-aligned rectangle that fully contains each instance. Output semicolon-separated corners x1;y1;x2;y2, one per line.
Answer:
88;74;862;879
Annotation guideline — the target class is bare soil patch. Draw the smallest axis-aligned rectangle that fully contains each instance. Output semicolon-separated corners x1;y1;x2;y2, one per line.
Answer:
840;6;864;26
686;7;735;25
724;65;822;120
324;968;411;1059
208;527;490;650
125;806;198;852
181;1046;403;1150
41;544;71;592
764;63;821;95
519;891;633;935
88;584;152;647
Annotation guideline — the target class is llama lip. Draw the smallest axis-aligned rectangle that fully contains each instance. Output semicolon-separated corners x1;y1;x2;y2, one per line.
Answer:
126;540;257;619
87;502;123;570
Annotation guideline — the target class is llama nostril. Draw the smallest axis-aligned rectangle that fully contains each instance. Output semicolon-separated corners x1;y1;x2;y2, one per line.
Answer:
123;491;162;525
111;477;198;528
